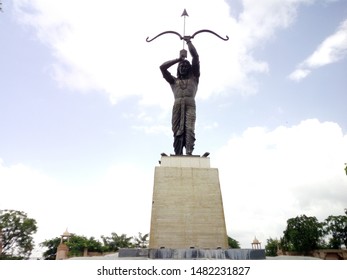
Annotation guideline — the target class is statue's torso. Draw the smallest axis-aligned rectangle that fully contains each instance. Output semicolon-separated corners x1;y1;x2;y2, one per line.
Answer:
171;77;198;102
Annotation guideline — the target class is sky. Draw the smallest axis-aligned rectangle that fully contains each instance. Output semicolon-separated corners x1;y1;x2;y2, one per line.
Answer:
0;0;347;257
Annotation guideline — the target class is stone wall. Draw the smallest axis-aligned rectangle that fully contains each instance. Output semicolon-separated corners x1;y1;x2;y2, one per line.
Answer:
279;249;347;260
311;249;347;260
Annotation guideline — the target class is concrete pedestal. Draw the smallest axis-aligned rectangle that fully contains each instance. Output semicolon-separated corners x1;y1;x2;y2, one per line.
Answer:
149;155;228;249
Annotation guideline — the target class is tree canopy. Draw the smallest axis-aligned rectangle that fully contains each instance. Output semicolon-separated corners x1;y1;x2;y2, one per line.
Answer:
67;235;104;257
228;236;240;248
0;209;37;259
133;232;149;248
281;214;324;254
324;209;347;249
101;232;133;252
265;238;279;256
40;237;61;260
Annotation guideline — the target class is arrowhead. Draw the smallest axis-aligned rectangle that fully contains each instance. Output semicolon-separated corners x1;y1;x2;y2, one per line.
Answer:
181;9;189;17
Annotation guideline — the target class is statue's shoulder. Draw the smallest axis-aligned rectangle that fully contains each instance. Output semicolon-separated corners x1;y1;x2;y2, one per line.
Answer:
190;74;199;84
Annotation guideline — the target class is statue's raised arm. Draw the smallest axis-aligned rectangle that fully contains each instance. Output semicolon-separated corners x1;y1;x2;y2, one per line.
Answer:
185;37;200;80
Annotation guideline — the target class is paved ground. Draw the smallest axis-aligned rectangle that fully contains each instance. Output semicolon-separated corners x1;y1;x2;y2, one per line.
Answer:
69;253;320;260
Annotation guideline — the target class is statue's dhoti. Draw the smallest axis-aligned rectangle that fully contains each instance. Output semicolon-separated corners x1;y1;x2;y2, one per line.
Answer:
172;97;196;155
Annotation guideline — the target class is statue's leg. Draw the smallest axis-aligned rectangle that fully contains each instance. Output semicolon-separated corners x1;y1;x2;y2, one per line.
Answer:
174;135;184;155
172;103;185;155
185;104;196;155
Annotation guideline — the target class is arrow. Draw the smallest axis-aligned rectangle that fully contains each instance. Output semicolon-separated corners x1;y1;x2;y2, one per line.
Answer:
181;9;189;17
181;9;189;49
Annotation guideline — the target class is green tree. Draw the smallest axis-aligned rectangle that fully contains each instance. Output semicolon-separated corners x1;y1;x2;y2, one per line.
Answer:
101;233;133;252
133;232;149;248
66;235;88;257
40;237;61;260
265;238;279;256
324;210;347;249
66;235;104;257
281;214;324;254
228;236;240;248
0;209;37;259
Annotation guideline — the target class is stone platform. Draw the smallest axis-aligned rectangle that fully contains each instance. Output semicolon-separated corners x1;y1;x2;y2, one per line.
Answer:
149;155;228;249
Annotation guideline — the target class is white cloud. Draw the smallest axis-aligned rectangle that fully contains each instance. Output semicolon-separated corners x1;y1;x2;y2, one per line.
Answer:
288;68;311;81
12;0;316;107
132;124;171;136
214;119;347;247
0;160;64;254
306;19;347;67
239;0;310;46
289;18;347;81
202;121;219;131
0;159;153;257
12;0;233;106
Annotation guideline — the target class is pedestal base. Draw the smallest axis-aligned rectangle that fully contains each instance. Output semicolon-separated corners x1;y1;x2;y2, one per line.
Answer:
149;155;228;249
119;248;266;259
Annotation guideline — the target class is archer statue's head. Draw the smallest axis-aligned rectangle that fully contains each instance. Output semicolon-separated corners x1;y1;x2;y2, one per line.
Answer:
177;60;192;79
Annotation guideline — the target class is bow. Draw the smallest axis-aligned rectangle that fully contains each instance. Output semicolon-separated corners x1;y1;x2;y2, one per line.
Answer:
146;29;229;43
